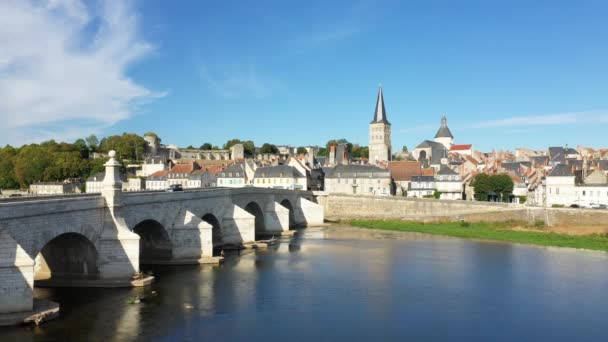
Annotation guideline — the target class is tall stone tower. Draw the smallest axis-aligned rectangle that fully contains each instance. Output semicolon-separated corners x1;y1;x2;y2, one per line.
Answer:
368;86;392;164
434;114;454;150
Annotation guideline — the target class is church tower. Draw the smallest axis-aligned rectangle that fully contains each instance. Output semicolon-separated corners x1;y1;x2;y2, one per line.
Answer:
434;114;454;150
369;86;392;164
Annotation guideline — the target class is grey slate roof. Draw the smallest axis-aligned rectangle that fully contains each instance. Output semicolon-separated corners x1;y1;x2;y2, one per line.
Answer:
548;147;566;164
218;164;246;178
370;86;390;125
548;163;573;177
254;165;305;178
411;175;435;182
437;164;458;175
416;140;445;149
434;115;454;138
325;164;391;178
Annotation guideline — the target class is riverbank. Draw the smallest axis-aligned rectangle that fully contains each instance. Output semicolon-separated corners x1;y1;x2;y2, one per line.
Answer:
348;220;608;252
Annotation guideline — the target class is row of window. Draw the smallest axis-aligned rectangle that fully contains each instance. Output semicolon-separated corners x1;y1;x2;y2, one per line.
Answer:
218;179;243;185
336;178;382;184
256;178;292;184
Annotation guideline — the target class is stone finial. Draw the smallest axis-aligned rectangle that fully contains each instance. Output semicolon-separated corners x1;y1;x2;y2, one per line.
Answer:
102;150;123;207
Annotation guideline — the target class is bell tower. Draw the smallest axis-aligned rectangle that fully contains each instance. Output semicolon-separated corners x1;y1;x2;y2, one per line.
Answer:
368;86;392;164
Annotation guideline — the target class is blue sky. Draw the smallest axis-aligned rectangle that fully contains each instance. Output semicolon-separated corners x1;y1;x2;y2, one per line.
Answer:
1;0;607;151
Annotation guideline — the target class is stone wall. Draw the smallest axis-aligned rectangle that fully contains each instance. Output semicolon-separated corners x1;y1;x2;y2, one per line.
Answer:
319;194;608;229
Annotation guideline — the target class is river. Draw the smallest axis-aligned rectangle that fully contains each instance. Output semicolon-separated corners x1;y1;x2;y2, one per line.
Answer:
2;224;608;341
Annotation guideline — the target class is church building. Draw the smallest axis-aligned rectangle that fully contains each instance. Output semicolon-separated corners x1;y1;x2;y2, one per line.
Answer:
368;86;392;164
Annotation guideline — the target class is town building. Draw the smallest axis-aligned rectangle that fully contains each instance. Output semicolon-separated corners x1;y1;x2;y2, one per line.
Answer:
30;182;78;196
435;165;463;200
368;86;392;165
324;164;392;196
216;164;249;187
407;176;436;198
253;165;307;190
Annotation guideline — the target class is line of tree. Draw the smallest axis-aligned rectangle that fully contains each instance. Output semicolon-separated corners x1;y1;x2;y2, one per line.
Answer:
0;133;151;190
471;173;514;202
316;139;368;158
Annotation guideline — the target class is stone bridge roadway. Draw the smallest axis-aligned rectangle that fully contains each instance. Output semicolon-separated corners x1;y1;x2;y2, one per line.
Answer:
0;152;324;320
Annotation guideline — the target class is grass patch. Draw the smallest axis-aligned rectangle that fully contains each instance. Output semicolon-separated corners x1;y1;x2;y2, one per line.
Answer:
348;220;608;252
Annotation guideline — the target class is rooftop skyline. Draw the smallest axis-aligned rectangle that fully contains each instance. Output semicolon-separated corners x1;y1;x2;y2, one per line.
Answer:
1;0;607;151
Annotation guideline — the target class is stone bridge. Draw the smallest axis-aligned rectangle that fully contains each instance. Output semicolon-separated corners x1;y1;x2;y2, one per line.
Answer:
0;152;323;321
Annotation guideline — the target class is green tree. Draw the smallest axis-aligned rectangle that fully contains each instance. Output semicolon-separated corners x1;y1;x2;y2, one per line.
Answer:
223;139;255;156
13;144;54;187
297;147;308;155
200;143;213;150
0;146;18;189
143;132;160;143
186;145;195;149
73;138;89;159
351;146;369;158
259;143;279;154
99;133;146;162
85;134;99;152
402;145;409;153
317;147;328;157
471;173;491;201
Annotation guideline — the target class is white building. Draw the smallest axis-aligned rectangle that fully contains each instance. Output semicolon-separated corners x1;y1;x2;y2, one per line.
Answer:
324;164;392;196
435;165;463;200
217;164;249;187
407;175;436;198
253;165;307;190
544;164;608;207
30;182;77;196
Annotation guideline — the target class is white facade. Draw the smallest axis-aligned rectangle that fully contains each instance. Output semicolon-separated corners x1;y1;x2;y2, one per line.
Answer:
325;176;392;196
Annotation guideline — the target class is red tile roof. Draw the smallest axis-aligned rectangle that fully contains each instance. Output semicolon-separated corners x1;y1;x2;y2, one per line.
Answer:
388;161;423;181
150;170;169;177
170;162;196;174
450;144;473;151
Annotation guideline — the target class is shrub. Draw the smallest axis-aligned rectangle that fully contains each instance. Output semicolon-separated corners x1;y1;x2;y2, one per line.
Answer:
459;220;471;228
552;204;565;208
534;220;545;229
518;196;527;204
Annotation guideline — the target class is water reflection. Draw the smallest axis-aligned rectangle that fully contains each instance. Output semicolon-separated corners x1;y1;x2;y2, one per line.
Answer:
3;224;608;341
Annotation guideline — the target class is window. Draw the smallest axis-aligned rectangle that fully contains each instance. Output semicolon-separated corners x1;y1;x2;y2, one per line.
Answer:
583;190;586;196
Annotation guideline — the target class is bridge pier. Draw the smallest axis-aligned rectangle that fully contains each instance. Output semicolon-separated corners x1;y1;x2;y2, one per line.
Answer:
222;205;255;244
170;210;215;263
263;202;290;233
294;197;325;227
0;230;34;314
97;224;141;280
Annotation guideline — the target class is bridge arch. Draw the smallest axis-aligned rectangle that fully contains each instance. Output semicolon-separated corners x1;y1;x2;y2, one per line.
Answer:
202;213;223;251
35;232;99;281
132;219;172;262
244;201;265;237
280;199;296;229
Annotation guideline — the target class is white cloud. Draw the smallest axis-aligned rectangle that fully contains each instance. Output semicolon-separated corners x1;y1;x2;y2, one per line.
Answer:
472;111;608;128
0;0;163;145
198;64;272;98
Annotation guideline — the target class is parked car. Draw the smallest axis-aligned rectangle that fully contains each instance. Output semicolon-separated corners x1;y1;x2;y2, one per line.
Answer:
590;203;607;209
166;184;183;192
570;204;580;208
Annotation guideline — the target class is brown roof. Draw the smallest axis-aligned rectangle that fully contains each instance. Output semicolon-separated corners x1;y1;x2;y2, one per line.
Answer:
150;170;169;177
170;162;196;174
388;161;423;181
450;144;473;151
421;167;435;176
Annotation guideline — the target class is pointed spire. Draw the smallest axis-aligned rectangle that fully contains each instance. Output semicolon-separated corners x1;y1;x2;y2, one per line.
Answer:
434;113;454;138
371;86;390;124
